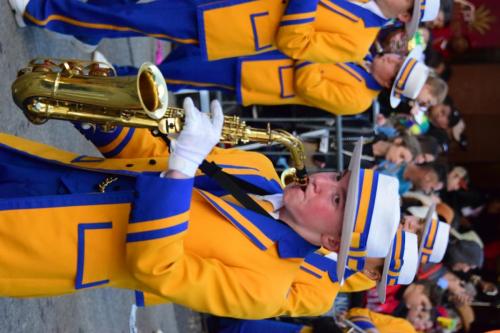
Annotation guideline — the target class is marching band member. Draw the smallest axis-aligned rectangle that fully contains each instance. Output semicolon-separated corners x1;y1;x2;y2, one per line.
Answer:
9;0;439;63
0;98;402;319
112;45;430;116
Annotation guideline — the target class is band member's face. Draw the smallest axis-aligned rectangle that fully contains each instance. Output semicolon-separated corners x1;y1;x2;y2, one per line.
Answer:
372;54;404;88
281;172;350;251
383;30;408;54
378;0;413;19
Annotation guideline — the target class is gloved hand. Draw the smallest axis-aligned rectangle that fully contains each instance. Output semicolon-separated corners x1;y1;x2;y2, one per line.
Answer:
168;97;224;177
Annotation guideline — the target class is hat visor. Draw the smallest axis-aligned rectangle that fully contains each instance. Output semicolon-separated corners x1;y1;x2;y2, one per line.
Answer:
405;0;422;37
389;47;423;108
418;203;436;260
377;239;395;303
337;138;363;284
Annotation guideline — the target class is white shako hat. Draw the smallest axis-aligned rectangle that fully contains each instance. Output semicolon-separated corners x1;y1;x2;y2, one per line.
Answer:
417;203;451;264
337;138;401;284
390;46;430;108
406;0;441;37
377;229;420;303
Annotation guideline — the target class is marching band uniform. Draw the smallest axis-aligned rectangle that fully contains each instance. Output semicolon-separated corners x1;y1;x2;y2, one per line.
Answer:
208;307;416;333
210;318;313;333
347;307;417;333
73;127;400;317
0;129;321;319
21;0;389;63
123;47;383;116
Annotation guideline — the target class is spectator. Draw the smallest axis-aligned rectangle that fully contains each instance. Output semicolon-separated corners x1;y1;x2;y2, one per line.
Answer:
377;161;444;195
333;134;422;169
415;135;443;164
445;231;484;274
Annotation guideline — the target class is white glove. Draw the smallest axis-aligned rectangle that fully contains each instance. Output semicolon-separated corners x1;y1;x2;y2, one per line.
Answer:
168;97;224;177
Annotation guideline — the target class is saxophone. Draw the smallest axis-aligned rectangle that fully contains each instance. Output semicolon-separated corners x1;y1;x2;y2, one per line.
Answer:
11;59;307;186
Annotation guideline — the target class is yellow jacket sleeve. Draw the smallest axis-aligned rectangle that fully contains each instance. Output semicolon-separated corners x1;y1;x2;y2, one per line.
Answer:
126;174;290;319
348;308;417;333
75;125;169;159
276;0;380;64
279;264;340;317
340;271;376;292
294;62;375;115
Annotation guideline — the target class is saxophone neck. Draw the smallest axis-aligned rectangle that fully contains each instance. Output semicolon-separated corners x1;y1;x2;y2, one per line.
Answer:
221;117;308;186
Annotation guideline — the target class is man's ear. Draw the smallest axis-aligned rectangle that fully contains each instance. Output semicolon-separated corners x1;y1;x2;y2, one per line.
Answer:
362;267;382;281
321;234;340;252
397;12;412;23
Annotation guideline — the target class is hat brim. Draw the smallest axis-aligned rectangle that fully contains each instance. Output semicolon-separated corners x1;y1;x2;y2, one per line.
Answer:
389;47;423;108
405;0;422;37
336;137;363;284
418;203;436;259
377;237;395;303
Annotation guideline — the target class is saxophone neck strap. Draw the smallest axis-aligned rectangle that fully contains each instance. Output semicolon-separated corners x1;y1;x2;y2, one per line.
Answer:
199;160;274;218
152;130;273;218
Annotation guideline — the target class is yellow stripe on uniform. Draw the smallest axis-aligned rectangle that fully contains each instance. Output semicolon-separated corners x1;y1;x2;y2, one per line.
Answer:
128;211;190;234
199;191;275;249
97;127;132;154
321;1;359;23
23;12;199;44
336;64;363;82
301;261;324;278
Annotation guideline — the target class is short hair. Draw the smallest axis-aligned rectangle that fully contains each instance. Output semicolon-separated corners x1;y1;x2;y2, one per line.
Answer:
399;134;422;159
426;73;448;104
425;161;448;185
414;280;444;307
417;135;442;158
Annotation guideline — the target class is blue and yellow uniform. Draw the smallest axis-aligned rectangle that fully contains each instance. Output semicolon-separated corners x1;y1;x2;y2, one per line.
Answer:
124;47;383;116
347;308;417;333
24;0;388;62
0;128;323;319
137;248;346;316
209;318;312;333
73;127;378;316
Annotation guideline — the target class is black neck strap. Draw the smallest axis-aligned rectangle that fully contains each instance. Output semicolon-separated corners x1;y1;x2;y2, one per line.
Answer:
198;160;274;218
154;131;274;218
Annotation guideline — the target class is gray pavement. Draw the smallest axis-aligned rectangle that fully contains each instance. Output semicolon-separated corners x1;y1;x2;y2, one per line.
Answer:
0;2;202;332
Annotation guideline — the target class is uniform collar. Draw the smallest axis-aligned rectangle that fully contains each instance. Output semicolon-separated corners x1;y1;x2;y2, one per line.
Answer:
198;190;318;259
321;0;390;28
342;62;384;91
304;252;355;282
352;0;388;19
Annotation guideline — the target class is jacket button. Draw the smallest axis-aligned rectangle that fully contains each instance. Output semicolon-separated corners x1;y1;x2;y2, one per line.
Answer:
126;163;133;167
149;159;157;165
